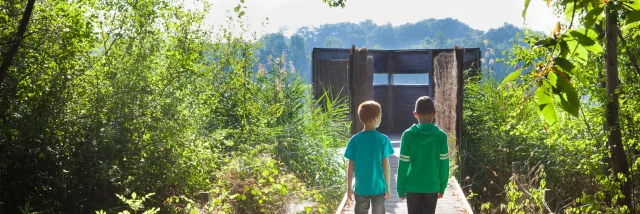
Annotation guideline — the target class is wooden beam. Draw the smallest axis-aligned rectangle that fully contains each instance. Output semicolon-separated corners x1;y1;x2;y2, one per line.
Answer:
387;51;394;133
429;50;435;98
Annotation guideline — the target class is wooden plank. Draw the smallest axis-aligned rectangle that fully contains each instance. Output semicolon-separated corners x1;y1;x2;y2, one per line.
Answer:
314;59;348;102
392;50;432;74
314;48;480;75
370;51;388;73
314;48;350;60
374;86;390;133
392;86;429;132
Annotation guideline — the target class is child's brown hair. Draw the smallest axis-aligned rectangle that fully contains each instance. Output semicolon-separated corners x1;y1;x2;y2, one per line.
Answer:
415;96;435;115
358;100;381;123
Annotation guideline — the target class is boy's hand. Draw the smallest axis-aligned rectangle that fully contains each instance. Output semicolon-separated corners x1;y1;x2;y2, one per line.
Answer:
399;197;405;201
384;192;389;200
437;193;443;199
348;189;354;201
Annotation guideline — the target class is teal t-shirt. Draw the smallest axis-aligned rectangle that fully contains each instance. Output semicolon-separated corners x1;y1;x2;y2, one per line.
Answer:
344;130;395;196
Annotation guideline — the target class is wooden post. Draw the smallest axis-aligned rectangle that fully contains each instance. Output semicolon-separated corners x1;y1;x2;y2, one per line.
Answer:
454;46;464;150
387;51;394;133
199;192;210;205
511;161;522;204
348;46;356;134
433;49;463;160
348;47;374;134
312;48;318;100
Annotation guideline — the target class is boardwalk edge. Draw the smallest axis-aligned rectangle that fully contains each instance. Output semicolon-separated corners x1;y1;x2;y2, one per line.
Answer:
451;176;474;214
335;192;349;214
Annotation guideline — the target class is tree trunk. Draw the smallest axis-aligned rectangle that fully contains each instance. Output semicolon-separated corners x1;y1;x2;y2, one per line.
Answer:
0;0;36;85
604;6;632;210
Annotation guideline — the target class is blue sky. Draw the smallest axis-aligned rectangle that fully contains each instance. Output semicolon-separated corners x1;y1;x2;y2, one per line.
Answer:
207;0;560;36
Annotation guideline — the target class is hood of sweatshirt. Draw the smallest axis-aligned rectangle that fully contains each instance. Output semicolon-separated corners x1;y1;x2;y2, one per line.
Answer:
407;123;442;143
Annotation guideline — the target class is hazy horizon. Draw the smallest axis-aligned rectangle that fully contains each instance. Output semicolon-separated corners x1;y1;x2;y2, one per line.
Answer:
207;0;560;36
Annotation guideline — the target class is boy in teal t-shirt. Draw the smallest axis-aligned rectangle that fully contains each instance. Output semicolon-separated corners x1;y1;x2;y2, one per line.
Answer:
344;100;394;214
396;96;449;214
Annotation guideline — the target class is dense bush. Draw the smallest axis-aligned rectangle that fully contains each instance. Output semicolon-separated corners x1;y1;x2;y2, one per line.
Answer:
461;28;640;213
0;0;348;213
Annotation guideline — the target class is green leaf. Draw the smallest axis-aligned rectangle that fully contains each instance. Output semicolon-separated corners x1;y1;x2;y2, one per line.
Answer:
565;39;589;62
625;0;640;10
565;2;575;23
622;22;640;39
500;68;524;87
559;40;570;58
568;29;596;46
570;28;603;53
234;5;240;12
523;0;531;20
534;38;556;48
131;192;137;199
563;28;601;62
537;81;557;126
584;5;604;27
627;10;640;25
549;71;580;117
554;57;575;74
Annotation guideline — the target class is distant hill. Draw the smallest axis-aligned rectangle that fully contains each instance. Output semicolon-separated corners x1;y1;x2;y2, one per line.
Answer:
255;18;526;82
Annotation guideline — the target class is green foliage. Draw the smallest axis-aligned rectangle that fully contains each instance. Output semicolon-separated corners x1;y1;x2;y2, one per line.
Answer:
464;0;640;212
96;192;159;214
0;0;348;213
504;166;548;214
208;152;306;213
324;36;344;48
322;0;345;8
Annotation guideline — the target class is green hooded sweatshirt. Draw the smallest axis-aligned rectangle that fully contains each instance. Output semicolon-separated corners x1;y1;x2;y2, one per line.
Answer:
396;123;449;197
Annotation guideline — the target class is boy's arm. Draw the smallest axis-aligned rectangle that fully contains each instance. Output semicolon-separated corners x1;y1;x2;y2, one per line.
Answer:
382;157;390;194
439;134;450;195
347;160;354;200
396;133;410;198
382;137;394;196
344;137;356;200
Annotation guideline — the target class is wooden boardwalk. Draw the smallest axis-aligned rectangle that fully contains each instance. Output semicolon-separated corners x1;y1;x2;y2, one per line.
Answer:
337;135;472;214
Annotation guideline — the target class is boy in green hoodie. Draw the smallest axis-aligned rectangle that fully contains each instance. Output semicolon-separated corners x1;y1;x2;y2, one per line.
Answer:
344;100;394;214
396;96;449;214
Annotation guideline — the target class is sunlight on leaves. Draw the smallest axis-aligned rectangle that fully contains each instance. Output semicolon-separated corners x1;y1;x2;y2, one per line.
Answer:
522;0;531;21
536;81;557;126
500;68;524;87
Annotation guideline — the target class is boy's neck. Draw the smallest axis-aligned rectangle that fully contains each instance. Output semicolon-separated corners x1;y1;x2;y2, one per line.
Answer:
363;123;377;131
417;116;434;124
